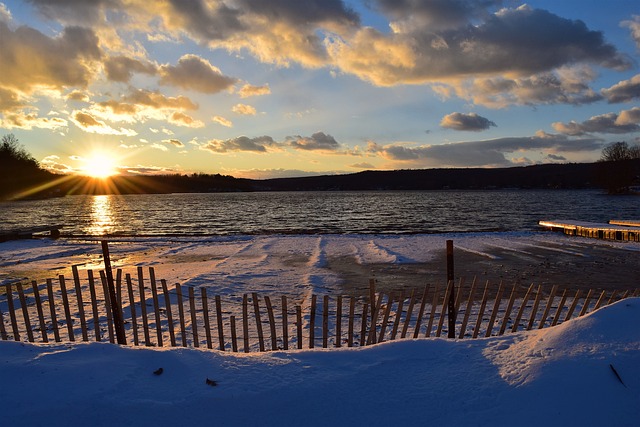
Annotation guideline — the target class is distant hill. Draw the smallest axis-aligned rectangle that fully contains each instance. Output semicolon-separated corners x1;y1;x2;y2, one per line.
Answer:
5;160;640;200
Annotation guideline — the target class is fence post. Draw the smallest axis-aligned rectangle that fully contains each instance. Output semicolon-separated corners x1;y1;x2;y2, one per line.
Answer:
101;241;127;345
446;240;456;338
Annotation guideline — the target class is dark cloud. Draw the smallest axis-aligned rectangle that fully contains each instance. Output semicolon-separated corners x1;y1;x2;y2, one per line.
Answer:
440;112;496;131
375;0;500;31
371;133;603;167
350;162;376;169
201;136;278;153
104;56;157;82
163;139;184;148
165;0;245;41
0;22;101;92
601;74;640;103
553;109;640;135
26;0;118;24
237;0;358;26
288;132;340;151
159;55;237;93
0;88;24;112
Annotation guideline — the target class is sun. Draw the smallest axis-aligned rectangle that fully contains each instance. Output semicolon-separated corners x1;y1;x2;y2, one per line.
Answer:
81;151;120;178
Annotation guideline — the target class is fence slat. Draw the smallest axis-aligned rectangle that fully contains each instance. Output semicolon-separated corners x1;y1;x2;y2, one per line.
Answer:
498;284;518;336
175;284;187;347
348;296;355;347
115;269;122;307
87;271;100;342
390;289;405;340
149;268;163;347
265;296;277;351
551;289;568;327
511;284;534;333
296;305;303;349
472;281;490;339
322;295;329;349
425;284;440;338
367;290;384;345
538;285;558;329
230;315;238;352
189;287;199;348
485;282;505;337
6;284;20;341
99;271;115;344
0;301;7;341
46;279;60;342
564;289;582;322
216;295;225;351
58;276;75;342
31;281;48;343
578;289;595;317
71;266;89;341
459;278;477;338
606;290;619;306
359;303;368;346
414;285;430;339
16;284;34;343
436;281;453;338
242;294;249;353
137;267;150;346
126;274;139;346
526;285;543;330
335;295;343;348
593;290;607;311
401;289;416;339
252;293;265;352
201;288;212;349
281;296;288;351
377;292;393;343
310;295;317;349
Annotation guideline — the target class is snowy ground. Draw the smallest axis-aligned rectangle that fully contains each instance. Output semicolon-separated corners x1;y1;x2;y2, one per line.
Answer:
1;298;638;427
2;232;639;295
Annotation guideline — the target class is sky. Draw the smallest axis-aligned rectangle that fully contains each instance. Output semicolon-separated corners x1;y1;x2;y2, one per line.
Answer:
1;0;640;179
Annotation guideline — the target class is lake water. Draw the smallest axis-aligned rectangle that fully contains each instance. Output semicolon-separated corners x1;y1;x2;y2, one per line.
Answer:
1;190;638;236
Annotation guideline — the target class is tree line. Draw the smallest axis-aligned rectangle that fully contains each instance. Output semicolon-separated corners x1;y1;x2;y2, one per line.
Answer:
1;133;639;200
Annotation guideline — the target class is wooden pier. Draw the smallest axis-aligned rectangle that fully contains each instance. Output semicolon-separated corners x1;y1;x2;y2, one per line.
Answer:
539;220;640;242
0;225;63;243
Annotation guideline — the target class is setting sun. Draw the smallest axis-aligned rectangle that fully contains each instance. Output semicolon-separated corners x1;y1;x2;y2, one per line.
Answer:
81;152;119;178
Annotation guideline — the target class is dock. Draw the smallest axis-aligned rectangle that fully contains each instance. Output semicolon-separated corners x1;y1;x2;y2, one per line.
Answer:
539;220;640;242
0;225;63;243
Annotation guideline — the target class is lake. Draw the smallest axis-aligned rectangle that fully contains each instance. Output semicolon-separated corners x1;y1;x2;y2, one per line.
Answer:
1;190;638;236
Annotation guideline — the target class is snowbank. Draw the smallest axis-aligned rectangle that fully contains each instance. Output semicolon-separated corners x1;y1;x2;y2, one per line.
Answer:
1;298;638;427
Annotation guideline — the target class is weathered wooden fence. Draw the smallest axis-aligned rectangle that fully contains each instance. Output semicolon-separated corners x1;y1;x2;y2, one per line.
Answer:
1;266;638;352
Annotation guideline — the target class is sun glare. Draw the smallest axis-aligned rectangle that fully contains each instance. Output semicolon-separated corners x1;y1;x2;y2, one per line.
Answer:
81;152;119;178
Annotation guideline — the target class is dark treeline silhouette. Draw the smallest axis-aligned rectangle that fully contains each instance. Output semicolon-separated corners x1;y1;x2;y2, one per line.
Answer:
0;134;57;200
2;133;639;201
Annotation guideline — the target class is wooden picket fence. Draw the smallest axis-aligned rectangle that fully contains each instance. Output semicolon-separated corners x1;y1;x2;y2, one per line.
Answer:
1;266;638;352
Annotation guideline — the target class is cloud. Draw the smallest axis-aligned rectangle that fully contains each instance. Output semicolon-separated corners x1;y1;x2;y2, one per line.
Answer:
0;21;101;93
163;138;184;148
440;112;496;131
200;136;278;153
70;110;137;135
238;84;271;98
349;162;375;169
601;74;640;103
66;90;90;102
124;88;198;110
40;155;75;174
232;104;257;115
104;55;157;82
622;15;640;50
168;112;204;128
327;5;630;87
552;108;640;135
288;132;340;151
0;88;24;112
0;111;68;130
159;54;237;93
212;115;233;127
368;132;603;167
150;143;168;152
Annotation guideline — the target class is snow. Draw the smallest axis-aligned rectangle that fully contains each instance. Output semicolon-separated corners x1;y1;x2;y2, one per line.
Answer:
1;233;639;426
1;298;638;427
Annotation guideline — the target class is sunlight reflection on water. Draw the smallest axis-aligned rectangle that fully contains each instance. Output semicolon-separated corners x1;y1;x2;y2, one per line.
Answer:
86;195;115;235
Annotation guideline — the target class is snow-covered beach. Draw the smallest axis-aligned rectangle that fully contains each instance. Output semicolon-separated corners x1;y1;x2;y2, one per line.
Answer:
1;232;639;426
